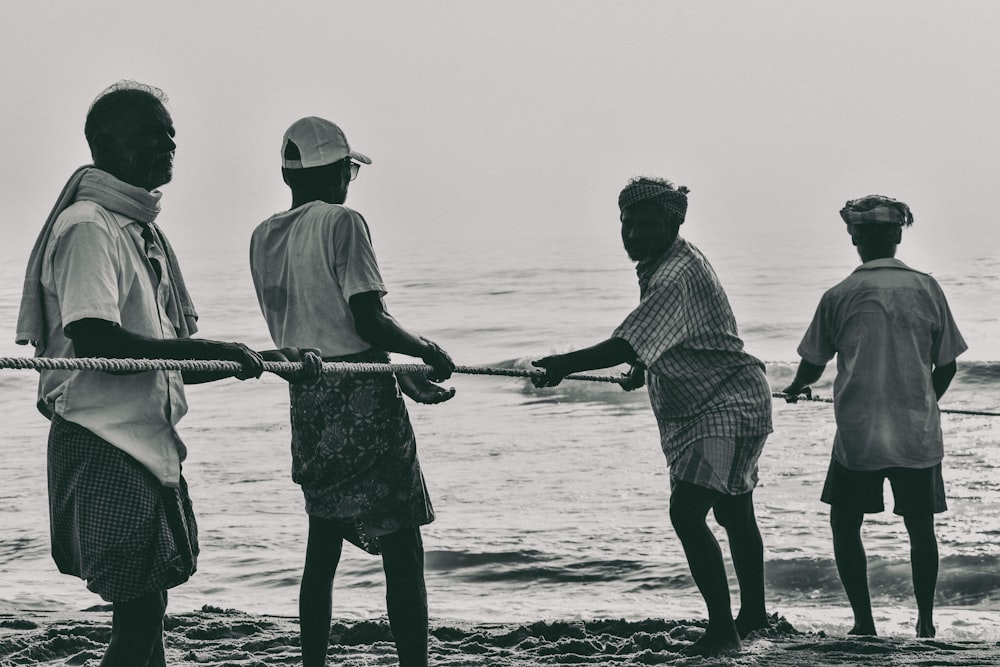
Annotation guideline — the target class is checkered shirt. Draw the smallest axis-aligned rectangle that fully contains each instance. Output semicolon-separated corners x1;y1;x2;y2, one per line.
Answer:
612;237;773;464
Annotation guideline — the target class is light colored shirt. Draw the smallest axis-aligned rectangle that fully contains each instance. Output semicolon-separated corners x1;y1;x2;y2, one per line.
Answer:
39;200;189;487
797;258;967;471
613;237;773;463
249;202;386;356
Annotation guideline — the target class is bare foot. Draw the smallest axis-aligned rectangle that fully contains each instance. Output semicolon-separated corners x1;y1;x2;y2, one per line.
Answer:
916;617;936;638
735;611;770;639
682;629;742;657
848;623;877;636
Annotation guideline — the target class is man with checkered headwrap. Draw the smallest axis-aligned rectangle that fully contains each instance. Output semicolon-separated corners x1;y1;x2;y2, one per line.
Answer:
533;176;773;657
784;195;966;639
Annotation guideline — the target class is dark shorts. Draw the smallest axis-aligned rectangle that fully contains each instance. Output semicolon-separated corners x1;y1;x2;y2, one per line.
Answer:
48;415;199;602
820;459;947;516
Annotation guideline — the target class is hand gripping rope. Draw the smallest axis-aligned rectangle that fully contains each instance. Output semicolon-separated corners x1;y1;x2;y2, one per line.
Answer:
0;356;998;418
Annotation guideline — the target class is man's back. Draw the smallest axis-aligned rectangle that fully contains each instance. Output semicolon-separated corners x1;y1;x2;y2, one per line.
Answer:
250;201;385;357
799;258;966;470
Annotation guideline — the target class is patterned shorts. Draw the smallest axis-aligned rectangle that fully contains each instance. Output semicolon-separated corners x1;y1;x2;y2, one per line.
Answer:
289;350;434;554
669;435;768;496
47;415;198;603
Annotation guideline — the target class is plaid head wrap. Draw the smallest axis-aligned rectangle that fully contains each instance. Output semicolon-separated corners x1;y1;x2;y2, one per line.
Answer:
839;194;914;227
618;177;690;223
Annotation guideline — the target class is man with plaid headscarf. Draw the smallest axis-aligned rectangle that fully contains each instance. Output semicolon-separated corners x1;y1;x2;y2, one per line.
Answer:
784;195;966;639
533;176;773;657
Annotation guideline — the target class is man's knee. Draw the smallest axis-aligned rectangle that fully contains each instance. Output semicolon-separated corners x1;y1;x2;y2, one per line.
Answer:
669;482;717;533
109;590;167;651
712;493;753;529
829;506;865;535
903;513;937;546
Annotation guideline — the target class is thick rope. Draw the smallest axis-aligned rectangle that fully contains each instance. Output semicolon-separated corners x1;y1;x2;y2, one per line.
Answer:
0;357;997;417
0;357;621;383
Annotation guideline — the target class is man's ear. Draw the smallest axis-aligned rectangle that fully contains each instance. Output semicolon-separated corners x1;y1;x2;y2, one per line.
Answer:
90;131;126;173
893;226;902;244
848;224;861;246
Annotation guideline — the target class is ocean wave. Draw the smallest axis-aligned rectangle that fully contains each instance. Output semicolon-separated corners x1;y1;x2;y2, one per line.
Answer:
426;548;661;585
425;548;1000;609
761;554;1000;607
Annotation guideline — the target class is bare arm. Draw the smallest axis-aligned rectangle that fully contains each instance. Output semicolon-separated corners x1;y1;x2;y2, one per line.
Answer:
65;318;264;384
348;291;454;381
531;337;637;388
781;359;826;401
932;360;957;400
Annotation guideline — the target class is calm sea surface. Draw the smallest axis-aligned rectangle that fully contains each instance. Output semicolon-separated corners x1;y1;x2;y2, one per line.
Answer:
1;228;998;640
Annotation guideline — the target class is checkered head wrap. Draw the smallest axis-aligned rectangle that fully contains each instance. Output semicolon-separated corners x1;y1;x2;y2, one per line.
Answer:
618;177;690;224
839;194;914;227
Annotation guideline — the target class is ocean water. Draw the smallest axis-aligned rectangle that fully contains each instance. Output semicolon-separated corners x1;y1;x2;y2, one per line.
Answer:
1;228;998;643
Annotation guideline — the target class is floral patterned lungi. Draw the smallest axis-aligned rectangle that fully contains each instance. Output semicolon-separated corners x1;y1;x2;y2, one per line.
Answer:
288;350;434;554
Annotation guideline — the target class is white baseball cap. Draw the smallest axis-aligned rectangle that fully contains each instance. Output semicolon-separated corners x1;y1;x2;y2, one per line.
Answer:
281;116;372;169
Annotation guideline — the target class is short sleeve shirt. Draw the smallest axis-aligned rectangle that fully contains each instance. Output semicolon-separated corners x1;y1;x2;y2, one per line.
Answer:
250;202;386;356
39;201;189;487
612;237;772;462
797;258;967;470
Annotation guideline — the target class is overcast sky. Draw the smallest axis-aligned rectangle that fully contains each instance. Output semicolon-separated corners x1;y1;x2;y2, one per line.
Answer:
2;1;998;265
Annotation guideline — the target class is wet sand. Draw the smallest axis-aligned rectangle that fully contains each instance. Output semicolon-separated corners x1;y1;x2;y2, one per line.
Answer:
3;607;998;666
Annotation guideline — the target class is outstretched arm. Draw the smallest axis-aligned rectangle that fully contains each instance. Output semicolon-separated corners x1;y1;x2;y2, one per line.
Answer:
66;318;265;384
932;360;957;400
781;359;826;401
531;337;637;388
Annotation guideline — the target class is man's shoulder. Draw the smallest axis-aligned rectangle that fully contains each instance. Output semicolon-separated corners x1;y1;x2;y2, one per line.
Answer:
269;202;366;228
651;239;710;283
52;200;118;238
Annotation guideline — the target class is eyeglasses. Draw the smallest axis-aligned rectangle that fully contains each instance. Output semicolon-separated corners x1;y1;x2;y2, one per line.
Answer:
347;160;360;181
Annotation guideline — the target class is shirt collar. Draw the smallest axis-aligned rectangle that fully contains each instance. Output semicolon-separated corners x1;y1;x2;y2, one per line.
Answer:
853;257;921;274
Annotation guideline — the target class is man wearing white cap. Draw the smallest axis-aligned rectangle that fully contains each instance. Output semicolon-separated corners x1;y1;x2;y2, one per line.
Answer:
249;116;455;667
784;195;967;639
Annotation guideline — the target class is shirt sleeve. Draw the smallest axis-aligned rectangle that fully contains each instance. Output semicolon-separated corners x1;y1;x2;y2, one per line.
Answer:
930;281;968;366
331;209;387;300
612;276;691;367
796;296;837;366
50;221;122;329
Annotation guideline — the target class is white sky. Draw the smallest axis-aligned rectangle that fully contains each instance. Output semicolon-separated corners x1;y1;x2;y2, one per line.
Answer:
2;1;999;264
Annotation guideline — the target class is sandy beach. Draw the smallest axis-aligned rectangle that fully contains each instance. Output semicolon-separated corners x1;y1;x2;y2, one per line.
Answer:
3;607;999;666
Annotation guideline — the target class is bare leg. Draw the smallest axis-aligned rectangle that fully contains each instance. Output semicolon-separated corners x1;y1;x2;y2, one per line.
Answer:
903;513;937;638
830;507;876;635
713;492;768;638
146;591;168;667
380;527;428;667
300;516;344;667
99;590;167;666
669;481;741;657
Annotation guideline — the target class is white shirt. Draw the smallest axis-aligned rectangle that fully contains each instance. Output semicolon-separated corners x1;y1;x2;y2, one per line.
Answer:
798;258;967;470
249;202;386;356
39;200;189;487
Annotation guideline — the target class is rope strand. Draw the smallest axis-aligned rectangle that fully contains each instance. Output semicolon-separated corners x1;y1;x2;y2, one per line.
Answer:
0;357;997;417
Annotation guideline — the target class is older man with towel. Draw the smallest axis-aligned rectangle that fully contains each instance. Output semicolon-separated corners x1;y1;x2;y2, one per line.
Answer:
14;81;296;666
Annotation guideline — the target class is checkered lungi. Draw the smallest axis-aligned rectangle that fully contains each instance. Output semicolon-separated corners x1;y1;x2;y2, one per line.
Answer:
669;435;767;496
289;350;434;555
47;415;198;603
